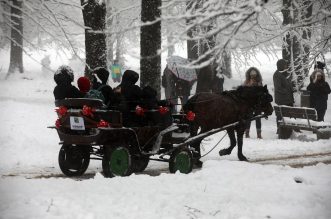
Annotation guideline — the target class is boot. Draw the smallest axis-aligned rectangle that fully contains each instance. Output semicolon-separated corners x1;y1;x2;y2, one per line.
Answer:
245;129;250;138
257;129;262;139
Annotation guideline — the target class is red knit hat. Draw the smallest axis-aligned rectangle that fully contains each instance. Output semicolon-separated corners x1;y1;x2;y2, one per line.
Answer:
77;77;91;93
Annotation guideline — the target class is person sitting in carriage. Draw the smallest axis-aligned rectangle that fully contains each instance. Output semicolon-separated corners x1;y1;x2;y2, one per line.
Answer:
91;67;114;107
53;65;84;100
112;70;142;126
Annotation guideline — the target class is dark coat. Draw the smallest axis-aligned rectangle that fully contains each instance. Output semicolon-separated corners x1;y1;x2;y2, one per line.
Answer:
273;60;294;105
53;83;84;100
117;70;142;110
92;76;113;106
307;71;330;111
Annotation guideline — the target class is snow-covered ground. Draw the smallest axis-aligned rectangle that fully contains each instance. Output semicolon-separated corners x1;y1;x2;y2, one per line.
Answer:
0;51;331;218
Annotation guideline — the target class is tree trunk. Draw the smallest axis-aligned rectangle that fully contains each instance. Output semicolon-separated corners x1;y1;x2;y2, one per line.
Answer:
282;0;313;90
7;0;23;76
167;35;175;57
186;0;199;62
222;51;232;79
300;0;313;83
106;0;113;67
281;0;292;65
140;0;161;98
81;0;107;78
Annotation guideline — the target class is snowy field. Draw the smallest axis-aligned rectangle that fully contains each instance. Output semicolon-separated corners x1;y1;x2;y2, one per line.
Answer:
0;52;331;219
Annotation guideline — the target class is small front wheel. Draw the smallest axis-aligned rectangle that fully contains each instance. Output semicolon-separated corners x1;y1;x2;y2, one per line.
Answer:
58;144;90;176
169;147;193;174
102;145;133;177
132;155;149;173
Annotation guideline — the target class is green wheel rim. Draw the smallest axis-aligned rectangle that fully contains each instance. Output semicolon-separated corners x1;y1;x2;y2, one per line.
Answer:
109;147;130;176
175;152;191;173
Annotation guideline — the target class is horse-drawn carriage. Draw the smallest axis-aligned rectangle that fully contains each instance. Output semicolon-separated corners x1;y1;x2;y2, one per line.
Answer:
49;98;198;177
49;85;274;177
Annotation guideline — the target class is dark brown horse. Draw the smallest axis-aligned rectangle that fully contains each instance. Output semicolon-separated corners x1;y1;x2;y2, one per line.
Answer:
183;85;273;163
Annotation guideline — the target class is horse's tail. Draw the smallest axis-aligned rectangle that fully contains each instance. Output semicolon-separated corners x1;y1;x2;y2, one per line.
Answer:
183;93;200;113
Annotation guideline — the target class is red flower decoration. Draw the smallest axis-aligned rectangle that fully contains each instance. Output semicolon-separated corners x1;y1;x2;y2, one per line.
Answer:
82;105;95;117
55;119;61;128
186;111;195;121
158;106;169;115
135;106;146;116
55;106;67;117
97;120;109;128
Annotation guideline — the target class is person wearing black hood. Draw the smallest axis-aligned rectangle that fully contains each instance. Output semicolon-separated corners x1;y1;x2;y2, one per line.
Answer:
53;65;84;100
91;67;113;106
273;59;294;106
112;70;142;126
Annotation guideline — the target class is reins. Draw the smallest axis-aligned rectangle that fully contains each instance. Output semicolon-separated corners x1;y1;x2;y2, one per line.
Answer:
200;131;228;158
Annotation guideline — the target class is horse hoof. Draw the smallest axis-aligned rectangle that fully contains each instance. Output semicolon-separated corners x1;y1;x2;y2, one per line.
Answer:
238;155;248;162
219;149;231;156
193;160;203;169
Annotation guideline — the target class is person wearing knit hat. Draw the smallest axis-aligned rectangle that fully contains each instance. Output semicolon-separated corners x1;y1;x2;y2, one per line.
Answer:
307;69;331;121
77;77;91;94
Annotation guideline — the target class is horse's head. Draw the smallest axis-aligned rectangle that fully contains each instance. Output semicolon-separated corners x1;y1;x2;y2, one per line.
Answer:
238;85;273;116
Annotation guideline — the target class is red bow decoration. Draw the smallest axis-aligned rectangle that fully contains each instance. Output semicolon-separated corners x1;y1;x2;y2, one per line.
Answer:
55;119;61;128
135;106;146;116
158;106;169;115
82;105;95;117
55;106;67;118
186;111;196;121
97;120;109;128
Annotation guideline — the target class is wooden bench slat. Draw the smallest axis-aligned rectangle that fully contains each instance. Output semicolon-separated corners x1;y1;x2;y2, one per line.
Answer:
274;105;317;120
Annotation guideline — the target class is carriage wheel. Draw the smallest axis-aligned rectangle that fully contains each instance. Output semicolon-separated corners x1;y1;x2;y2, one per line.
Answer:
132;155;150;173
58;144;90;177
278;127;292;139
169;147;193;174
102;145;133;177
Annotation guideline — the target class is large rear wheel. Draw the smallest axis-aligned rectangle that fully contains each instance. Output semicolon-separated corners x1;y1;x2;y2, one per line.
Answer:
169;147;193;174
102;145;133;177
58;144;90;176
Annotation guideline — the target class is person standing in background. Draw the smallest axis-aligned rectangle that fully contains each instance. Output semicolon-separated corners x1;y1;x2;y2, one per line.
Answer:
307;69;330;121
111;59;122;83
243;67;263;138
273;59;294;132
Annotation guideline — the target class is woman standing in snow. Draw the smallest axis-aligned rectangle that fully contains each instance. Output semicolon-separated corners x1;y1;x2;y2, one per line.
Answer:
307;69;331;121
243;67;263;139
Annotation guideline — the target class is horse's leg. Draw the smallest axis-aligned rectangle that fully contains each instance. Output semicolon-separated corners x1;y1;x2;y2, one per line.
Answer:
236;125;248;161
219;128;236;156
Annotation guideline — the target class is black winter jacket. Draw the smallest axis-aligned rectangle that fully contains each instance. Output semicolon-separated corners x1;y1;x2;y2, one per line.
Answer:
307;81;331;110
53;83;84;100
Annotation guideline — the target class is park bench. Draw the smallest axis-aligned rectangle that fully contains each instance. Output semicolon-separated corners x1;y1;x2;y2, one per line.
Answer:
274;105;331;140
